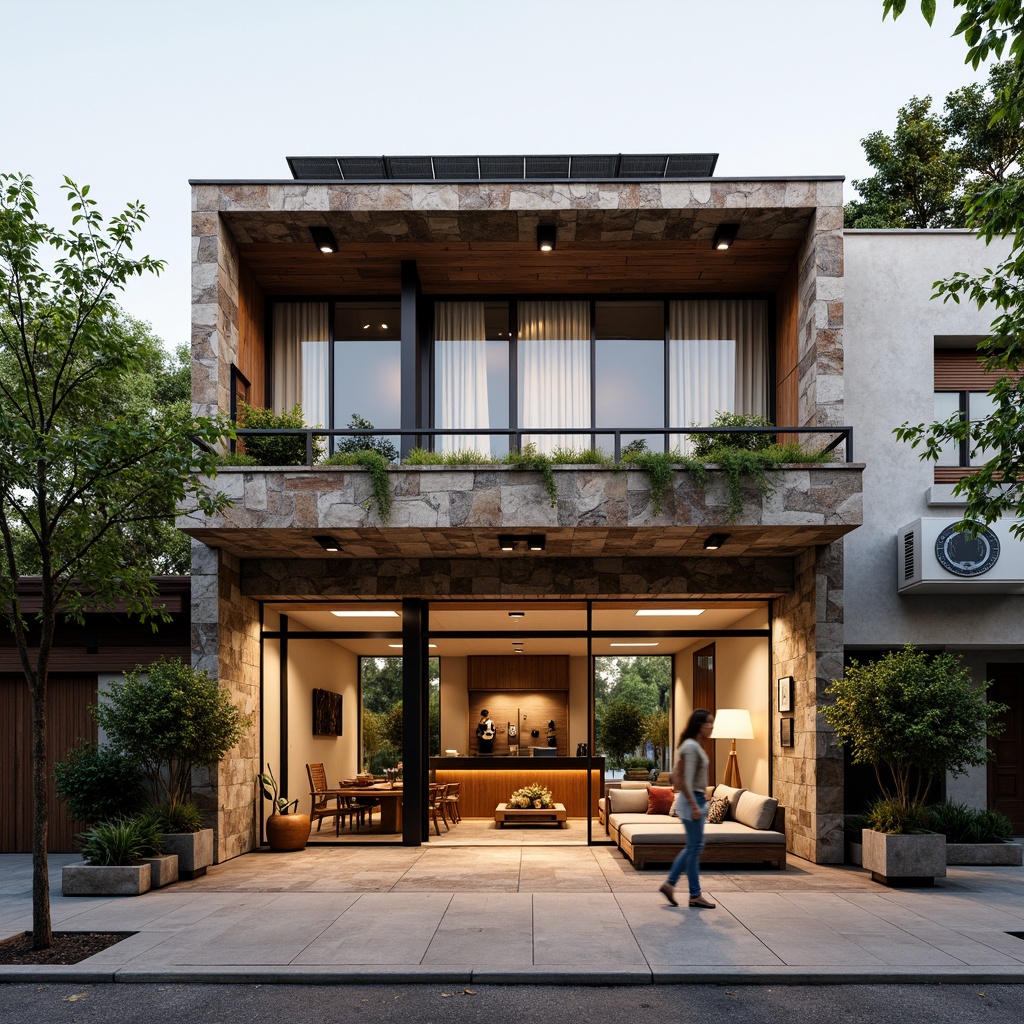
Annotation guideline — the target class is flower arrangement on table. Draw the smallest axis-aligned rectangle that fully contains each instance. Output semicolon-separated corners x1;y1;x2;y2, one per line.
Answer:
508;783;554;809
383;764;402;786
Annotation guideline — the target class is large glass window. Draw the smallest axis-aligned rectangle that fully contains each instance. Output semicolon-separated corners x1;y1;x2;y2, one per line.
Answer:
334;301;401;450
433;302;510;457
934;390;997;466
595;301;665;453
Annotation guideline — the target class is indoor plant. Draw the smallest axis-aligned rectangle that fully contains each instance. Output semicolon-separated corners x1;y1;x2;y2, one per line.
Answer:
258;763;310;851
821;645;1006;886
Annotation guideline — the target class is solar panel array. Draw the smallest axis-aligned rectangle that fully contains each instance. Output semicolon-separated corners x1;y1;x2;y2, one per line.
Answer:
286;153;718;182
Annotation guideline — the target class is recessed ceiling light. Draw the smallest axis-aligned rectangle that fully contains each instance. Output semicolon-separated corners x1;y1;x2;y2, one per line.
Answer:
330;610;400;618
313;535;341;552
387;643;437;649
309;226;337;253
704;533;730;550
610;642;660;647
634;609;704;617
508;611;525;619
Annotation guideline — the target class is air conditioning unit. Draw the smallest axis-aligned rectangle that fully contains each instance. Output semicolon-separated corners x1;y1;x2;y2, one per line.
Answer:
897;518;1024;594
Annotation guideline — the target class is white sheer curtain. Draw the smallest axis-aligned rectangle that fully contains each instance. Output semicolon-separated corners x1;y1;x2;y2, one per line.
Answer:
518;300;591;452
669;299;768;453
434;302;491;454
272;303;330;424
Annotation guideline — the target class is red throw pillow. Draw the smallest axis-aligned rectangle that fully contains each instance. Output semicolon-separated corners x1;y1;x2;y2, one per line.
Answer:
647;786;674;815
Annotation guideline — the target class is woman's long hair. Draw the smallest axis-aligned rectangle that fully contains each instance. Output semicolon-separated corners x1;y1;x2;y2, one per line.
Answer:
678;708;713;745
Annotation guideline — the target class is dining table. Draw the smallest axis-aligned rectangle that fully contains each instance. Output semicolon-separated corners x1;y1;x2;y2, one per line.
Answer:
335;783;403;834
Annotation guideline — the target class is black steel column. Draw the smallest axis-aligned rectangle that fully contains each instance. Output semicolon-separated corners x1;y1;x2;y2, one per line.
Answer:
401;598;429;845
279;614;289;804
400;260;422;457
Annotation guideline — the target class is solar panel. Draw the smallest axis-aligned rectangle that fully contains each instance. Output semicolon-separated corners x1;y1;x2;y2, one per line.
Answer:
386;156;434;179
525;155;571;179
338;157;386;179
569;155;619;178
287;157;343;179
618;154;670;178
479;156;526;179
666;154;718;177
431;156;480;179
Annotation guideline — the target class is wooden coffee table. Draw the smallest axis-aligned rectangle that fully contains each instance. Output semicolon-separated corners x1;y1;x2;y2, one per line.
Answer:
494;802;567;828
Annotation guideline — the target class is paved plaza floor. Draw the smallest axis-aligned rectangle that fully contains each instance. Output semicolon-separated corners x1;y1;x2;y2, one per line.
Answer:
2;840;1024;985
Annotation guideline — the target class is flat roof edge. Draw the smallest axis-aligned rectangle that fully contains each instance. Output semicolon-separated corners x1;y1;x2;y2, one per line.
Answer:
188;175;846;186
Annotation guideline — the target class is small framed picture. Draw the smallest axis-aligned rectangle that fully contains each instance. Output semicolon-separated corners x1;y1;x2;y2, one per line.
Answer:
777;675;793;713
780;717;794;748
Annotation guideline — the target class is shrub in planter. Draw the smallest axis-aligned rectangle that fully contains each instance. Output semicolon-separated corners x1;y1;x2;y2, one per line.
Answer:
53;741;145;824
821;645;1006;834
78;816;162;866
930;801;1014;844
237;402;324;466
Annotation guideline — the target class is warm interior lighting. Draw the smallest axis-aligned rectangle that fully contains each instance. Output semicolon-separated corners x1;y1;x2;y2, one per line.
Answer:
537;224;557;251
313;535;341;552
388;643;437;649
508;611;525;619
309;226;337;253
703;533;730;550
711;223;738;250
634;608;704;617
330;610;400;618
711;708;754;788
497;534;545;552
610;642;659;648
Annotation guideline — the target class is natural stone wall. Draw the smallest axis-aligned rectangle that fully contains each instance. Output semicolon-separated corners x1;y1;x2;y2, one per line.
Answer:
190;540;261;863
243;554;794;601
797;194;844;428
771;542;845;863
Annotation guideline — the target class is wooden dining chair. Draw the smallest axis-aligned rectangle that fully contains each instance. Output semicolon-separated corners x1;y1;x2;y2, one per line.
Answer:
444;781;461;825
428;783;449;836
306;762;349;836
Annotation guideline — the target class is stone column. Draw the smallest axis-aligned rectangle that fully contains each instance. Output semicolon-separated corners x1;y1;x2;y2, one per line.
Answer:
191;539;261;862
772;542;845;863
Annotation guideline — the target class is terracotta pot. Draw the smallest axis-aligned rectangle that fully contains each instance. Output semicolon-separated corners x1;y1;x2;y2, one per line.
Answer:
266;812;311;851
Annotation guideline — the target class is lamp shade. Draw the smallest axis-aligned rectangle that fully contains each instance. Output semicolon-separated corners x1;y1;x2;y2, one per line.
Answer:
710;708;753;740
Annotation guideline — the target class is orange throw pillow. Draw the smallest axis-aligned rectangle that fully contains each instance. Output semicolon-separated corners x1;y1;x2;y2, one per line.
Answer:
647;786;674;815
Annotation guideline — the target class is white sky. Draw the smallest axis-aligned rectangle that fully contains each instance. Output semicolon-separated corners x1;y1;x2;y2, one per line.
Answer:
5;0;987;348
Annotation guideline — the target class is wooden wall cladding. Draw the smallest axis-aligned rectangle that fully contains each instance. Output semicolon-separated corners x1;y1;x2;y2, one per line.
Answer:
468;690;568;757
237;263;266;408
934;349;1023;390
1;673;97;853
435;767;602;818
467;655;569;691
775;260;799;430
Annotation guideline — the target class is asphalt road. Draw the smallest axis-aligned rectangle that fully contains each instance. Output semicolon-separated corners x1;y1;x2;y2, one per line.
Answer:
0;984;1021;1024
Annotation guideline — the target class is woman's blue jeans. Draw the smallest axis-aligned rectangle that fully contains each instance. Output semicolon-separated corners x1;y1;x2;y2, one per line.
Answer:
667;791;707;898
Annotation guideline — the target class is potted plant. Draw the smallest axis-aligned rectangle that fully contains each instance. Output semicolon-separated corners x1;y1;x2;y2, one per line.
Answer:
930;802;1023;866
258;763;310;851
92;657;251;879
821;645;1006;886
62;815;163;896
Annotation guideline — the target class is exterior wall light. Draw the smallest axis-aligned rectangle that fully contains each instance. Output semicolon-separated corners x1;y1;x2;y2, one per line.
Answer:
314;535;341;552
711;223;739;250
497;534;546;552
309;226;338;253
537;225;557;251
703;533;729;550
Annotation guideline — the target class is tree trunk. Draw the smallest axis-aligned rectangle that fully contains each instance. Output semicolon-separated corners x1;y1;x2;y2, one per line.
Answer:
30;671;51;949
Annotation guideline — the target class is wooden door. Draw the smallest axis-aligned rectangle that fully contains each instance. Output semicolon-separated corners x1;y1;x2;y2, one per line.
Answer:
988;664;1024;831
0;673;98;853
692;644;716;784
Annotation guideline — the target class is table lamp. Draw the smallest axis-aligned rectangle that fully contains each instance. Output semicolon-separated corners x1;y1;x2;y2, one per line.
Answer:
710;708;754;788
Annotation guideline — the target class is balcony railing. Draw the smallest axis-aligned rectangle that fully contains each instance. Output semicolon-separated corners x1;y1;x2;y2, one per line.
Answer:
226;426;855;467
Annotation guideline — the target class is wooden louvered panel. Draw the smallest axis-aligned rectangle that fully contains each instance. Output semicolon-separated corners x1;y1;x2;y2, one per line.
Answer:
0;673;98;853
935;349;1023;390
237;264;266;408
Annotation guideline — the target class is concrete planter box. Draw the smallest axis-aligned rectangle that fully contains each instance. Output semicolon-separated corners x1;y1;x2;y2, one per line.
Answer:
142;853;179;887
161;828;214;879
862;829;946;887
62;862;151;896
846;840;863;867
946;842;1024;866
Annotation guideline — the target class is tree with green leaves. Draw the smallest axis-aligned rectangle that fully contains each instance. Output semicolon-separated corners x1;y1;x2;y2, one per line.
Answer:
886;2;1024;538
597;698;647;769
0;174;229;949
845;95;965;228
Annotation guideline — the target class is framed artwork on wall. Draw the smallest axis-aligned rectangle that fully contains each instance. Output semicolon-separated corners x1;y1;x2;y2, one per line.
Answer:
780;717;794;747
777;675;793;713
312;688;343;736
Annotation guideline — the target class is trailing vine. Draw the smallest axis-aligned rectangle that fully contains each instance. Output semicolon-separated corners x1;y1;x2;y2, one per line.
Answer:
323;449;393;521
621;450;678;516
504;443;558;507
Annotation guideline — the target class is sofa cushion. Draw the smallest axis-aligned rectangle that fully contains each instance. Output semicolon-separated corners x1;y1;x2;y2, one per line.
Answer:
712;784;746;819
647;787;674;815
607;788;650;814
621;818;785;846
706;795;729;824
620;780;651;790
734;791;779;831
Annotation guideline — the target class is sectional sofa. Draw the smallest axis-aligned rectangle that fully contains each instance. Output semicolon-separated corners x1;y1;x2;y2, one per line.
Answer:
604;782;787;870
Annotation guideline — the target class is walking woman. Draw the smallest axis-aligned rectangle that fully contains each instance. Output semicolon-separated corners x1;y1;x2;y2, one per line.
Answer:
659;709;716;909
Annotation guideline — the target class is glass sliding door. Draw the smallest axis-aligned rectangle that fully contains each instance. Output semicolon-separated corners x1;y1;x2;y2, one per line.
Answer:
271;302;330;424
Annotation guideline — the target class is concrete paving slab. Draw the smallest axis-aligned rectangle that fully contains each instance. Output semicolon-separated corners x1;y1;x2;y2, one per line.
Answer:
532;893;644;966
294;892;453;965
422;892;534;966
